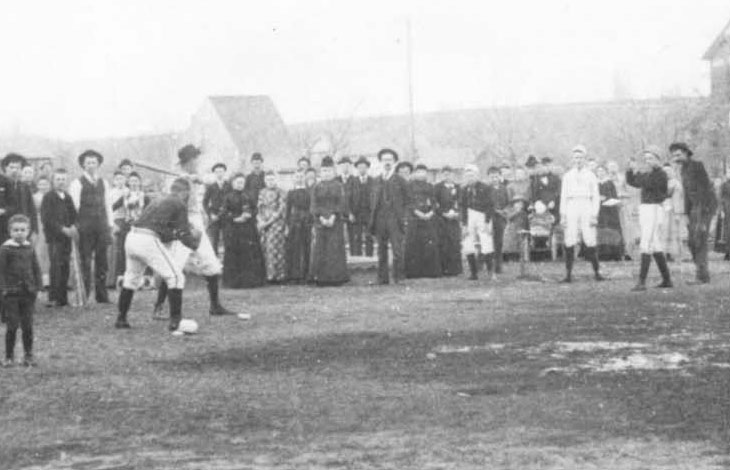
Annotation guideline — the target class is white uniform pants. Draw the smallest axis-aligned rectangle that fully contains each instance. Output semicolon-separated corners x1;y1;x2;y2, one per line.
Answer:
563;199;596;247
639;203;665;254
462;208;494;255
123;229;185;289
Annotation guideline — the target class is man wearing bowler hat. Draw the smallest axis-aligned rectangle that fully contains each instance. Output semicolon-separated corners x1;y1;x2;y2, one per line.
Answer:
68;150;114;303
369;148;409;284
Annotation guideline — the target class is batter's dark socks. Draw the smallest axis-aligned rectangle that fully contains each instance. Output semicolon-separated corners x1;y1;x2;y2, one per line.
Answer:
466;254;478;280
168;288;183;330
206;275;220;307
564;246;575;277
654;252;671;284
484;253;494;274
639;254;651;284
155;281;168;307
587;247;600;274
6;329;16;360
22;327;32;356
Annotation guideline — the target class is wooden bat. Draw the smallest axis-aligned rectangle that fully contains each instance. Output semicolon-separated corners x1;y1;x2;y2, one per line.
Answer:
70;237;87;307
132;160;184;178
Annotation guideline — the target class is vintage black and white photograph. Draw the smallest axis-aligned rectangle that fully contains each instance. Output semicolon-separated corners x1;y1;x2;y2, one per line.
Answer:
2;0;730;468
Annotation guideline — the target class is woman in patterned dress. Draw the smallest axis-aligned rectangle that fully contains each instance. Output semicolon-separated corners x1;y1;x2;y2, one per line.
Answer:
222;173;266;288
309;156;349;286
257;171;288;282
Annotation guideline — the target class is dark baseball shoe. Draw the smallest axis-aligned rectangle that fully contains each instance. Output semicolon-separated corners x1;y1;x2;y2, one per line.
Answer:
210;304;235;316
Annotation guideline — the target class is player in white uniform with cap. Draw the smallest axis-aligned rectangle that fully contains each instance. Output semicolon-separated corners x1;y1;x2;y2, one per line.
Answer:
559;145;604;283
152;145;244;318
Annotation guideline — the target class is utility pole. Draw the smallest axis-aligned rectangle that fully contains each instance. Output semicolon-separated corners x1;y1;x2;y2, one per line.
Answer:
407;18;417;161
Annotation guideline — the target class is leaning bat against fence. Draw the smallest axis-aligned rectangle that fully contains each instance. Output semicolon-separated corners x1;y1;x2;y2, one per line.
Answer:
70;236;87;307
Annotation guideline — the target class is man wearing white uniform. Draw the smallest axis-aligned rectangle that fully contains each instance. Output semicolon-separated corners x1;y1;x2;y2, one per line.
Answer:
559;145;604;283
153;145;239;318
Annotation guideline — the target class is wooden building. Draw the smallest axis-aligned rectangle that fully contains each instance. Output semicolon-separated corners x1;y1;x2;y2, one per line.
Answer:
704;19;730;102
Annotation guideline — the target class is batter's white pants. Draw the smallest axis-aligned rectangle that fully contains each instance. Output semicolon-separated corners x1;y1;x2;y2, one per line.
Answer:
562;199;596;247
639;203;665;254
123;229;185;289
462;208;494;255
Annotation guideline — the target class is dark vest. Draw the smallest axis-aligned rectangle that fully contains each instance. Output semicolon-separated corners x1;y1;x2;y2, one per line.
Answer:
78;177;107;230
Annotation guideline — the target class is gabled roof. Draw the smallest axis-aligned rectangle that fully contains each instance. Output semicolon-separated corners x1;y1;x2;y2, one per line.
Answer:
207;95;292;158
703;18;730;61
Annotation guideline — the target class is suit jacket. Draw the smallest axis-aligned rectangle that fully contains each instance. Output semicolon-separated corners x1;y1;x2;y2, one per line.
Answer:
369;173;409;233
6;179;38;234
350;175;374;220
681;159;717;215
41;191;77;243
0;174;13;241
336;174;357;216
202;180;231;219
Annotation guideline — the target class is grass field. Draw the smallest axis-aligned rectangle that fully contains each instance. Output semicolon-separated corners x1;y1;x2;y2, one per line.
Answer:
2;257;730;469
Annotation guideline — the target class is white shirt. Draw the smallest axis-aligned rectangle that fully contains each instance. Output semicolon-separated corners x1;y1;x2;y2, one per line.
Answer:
560;167;600;217
68;172;114;228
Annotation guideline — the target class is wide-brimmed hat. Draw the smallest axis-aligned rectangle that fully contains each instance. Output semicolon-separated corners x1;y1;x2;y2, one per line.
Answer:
77;149;104;167
354;156;371;168
377;148;399;162
2;153;27;168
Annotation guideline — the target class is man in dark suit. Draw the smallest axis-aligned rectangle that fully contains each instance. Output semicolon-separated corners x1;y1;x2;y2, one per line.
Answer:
2;153;38;236
244;153;265;205
41;169;77;307
351;156;374;257
530;157;562;223
369;148;409;284
202;162;229;255
670;142;718;284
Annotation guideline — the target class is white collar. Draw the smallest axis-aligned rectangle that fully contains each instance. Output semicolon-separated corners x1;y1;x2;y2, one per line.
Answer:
3;239;30;247
383;167;395;180
84;172;100;183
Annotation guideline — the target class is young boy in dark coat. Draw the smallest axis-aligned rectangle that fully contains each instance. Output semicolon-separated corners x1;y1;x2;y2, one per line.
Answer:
41;169;77;307
0;214;42;367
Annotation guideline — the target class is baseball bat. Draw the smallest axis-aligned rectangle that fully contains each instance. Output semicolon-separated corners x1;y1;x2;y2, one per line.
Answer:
71;237;87;307
132;160;185;178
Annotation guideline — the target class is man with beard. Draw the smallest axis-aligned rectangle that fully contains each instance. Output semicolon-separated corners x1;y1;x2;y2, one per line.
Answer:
669;142;717;284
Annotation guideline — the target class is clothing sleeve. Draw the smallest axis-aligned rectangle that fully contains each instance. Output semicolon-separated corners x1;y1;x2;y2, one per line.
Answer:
625;170;642;188
590;174;600;217
105;180;114;228
41;194;60;239
285;192;293;224
485;185;495;223
460;186;468;224
68;179;81;211
559;176;568;216
257;191;266;224
172;204;199;251
68;197;78;227
32;247;42;290
26;188;38;234
0;248;7;295
202;185;213;216
310;186;322;218
112;196;125;211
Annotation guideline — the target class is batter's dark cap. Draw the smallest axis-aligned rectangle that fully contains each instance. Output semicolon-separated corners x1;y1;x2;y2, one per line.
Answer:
377;148;399;162
177;145;201;164
77;149;103;167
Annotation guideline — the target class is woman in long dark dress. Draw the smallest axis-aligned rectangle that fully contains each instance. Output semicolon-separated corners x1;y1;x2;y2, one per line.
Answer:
286;171;314;283
309;156;349;286
222;173;266;288
405;164;442;278
596;165;624;261
434;166;462;276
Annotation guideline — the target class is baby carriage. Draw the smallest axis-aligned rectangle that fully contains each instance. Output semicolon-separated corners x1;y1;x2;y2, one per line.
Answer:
529;201;557;260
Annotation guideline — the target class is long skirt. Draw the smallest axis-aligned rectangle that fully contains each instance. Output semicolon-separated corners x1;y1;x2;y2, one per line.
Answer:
405;217;441;278
438;217;462;276
309;220;349;284
223;221;266;288
260;220;287;282
286;220;312;282
597;206;624;261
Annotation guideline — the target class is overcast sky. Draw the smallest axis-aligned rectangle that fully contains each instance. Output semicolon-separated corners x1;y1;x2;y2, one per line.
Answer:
0;0;728;140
